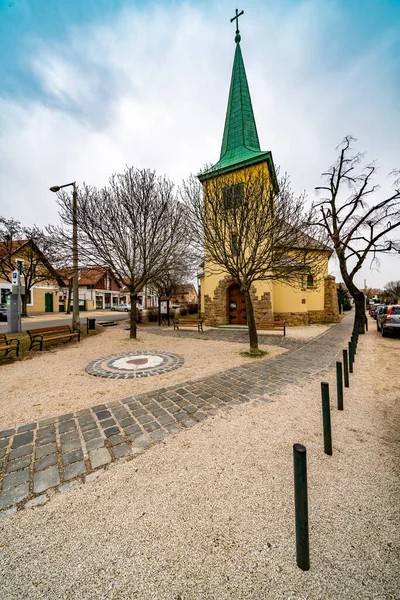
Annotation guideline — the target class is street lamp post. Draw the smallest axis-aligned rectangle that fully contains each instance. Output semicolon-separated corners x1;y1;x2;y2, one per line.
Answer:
50;181;80;331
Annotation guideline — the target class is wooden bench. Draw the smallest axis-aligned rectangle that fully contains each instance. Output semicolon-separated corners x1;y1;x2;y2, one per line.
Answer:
27;325;81;351
0;333;20;358
173;318;204;333
255;320;286;336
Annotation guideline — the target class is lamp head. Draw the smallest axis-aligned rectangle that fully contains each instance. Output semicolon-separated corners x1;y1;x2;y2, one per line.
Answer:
49;186;60;193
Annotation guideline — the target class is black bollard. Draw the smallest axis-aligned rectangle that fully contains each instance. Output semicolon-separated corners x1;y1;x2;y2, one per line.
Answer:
293;443;310;571
343;349;349;388
336;361;343;410
365;316;368;332
321;382;332;455
348;341;353;373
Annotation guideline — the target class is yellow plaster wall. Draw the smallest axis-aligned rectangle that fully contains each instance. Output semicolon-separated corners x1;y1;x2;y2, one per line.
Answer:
29;287;60;314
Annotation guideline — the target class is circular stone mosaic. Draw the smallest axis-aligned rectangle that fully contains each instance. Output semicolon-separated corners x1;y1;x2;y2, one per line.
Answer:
86;351;184;379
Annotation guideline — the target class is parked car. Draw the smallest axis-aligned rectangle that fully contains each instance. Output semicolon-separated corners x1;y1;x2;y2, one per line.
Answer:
0;304;7;322
377;305;400;337
111;303;131;312
371;304;385;319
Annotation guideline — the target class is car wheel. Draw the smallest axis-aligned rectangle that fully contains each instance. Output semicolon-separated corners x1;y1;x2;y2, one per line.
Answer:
382;328;388;337
124;308;128;312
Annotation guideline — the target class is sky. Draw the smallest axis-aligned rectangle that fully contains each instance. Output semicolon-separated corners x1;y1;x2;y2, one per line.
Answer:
0;0;399;290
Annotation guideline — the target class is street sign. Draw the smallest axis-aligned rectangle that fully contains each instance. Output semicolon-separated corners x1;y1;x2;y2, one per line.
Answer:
12;270;20;286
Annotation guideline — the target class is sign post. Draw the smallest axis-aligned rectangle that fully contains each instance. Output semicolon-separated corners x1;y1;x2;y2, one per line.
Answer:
8;270;21;333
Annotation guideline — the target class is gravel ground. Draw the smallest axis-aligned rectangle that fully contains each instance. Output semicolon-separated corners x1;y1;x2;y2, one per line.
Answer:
0;322;398;599
0;323;329;429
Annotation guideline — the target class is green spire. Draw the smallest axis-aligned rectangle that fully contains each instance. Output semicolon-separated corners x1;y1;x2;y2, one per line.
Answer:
198;12;278;193
219;42;261;161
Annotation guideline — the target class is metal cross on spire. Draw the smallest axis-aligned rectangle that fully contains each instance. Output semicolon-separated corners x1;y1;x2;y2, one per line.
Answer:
230;8;244;43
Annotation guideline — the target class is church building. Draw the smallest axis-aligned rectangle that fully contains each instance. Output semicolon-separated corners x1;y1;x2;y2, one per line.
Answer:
198;13;339;327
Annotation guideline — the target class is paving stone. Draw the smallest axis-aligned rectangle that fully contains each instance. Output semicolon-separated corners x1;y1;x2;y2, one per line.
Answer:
0;506;18;521
166;405;180;414
193;411;207;422
143;421;161;433
63;461;87;481
60;438;82;453
100;418;116;429
181;418;197;428
119;417;134;427
17;423;36;433
62;449;83;466
85;470;104;483
131;435;151;449
36;443;57;458
95;410;111;420
85;437;105;452
2;468;30;490
104;426;120;438
108;434;126;446
76;408;92;417
35;453;58;471
0;437;10;449
92;404;107;411
6;454;31;473
0;448;5;460
112;444;132;459
58;413;74;423
33;466;60;494
132;408;147;417
0;428;15;439
60;431;80;443
174;412;187;422
38;417;58;426
58;420;76;434
123;424;142;436
59;480;80;493
83;429;102;442
80;421;98;432
0;483;30;509
36;434;56;446
11;431;34;448
37;425;55;439
137;414;153;424
148;430;168;442
89;447;112;469
9;444;33;459
25;495;49;509
164;422;181;434
184;405;197;414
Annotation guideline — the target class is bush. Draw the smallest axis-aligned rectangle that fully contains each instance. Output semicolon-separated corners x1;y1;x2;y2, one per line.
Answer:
179;306;188;316
147;307;158;322
169;308;175;319
187;303;198;314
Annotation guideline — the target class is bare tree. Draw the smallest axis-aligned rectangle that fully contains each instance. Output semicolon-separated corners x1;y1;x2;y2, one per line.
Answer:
182;167;328;353
148;247;197;305
55;167;190;338
313;136;400;333
0;217;63;316
383;280;400;304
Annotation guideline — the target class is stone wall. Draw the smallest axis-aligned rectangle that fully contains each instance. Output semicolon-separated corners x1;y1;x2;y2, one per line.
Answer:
203;277;272;325
273;311;309;326
323;275;339;323
308;310;326;323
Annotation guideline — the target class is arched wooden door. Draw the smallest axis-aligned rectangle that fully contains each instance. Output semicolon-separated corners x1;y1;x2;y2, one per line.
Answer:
228;284;247;325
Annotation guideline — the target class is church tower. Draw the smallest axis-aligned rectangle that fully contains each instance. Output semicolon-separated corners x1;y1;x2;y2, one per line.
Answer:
198;9;278;191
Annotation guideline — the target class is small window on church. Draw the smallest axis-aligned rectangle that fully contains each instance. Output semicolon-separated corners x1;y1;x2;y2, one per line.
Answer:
307;274;314;288
223;183;244;209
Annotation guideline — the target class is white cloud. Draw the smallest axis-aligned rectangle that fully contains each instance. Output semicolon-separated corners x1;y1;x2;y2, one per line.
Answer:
0;0;399;288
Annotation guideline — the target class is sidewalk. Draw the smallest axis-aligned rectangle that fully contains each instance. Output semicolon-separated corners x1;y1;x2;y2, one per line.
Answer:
21;309;119;323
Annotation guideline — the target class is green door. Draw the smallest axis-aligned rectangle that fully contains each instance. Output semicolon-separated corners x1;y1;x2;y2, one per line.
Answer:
45;292;53;312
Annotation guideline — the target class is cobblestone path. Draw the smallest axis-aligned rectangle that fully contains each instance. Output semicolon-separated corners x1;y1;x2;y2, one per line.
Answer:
0;314;354;520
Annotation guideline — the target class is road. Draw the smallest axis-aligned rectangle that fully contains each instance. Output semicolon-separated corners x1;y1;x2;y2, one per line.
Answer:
0;312;129;334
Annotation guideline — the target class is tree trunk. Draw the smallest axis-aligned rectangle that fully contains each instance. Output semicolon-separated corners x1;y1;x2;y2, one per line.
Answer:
129;291;137;339
66;282;72;314
21;293;28;317
353;287;366;333
243;288;259;353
